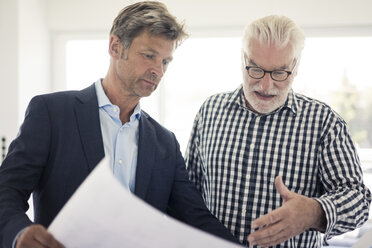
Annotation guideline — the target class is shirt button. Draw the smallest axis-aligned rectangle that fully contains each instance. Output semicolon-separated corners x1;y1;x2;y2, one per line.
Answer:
250;143;254;149
113;107;117;112
118;159;123;164
120;127;123;132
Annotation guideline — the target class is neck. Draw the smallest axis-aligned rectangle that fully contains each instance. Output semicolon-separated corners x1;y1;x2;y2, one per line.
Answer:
101;76;140;124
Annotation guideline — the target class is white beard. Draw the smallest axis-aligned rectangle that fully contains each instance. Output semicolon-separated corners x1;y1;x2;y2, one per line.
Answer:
243;82;291;114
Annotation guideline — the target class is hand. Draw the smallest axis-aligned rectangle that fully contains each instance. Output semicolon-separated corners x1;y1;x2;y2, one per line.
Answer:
247;176;326;247
16;224;64;248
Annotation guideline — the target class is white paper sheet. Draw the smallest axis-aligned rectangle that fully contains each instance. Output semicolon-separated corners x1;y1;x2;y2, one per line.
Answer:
352;227;372;248
48;157;242;248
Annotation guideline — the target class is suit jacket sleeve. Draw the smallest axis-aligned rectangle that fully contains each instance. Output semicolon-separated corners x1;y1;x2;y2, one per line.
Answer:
166;133;239;244
0;96;51;248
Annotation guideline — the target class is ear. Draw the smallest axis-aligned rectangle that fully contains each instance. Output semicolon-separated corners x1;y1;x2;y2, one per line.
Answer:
292;58;300;77
109;35;122;59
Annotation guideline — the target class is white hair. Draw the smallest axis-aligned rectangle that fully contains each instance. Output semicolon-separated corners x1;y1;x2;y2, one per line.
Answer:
242;15;305;61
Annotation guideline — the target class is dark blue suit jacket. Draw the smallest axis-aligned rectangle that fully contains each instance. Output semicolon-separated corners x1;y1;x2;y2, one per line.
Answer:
0;84;238;247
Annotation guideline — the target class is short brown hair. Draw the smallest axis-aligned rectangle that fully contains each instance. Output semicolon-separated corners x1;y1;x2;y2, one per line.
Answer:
110;1;188;49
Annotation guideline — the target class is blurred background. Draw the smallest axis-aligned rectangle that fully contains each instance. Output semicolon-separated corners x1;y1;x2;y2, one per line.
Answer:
1;0;372;234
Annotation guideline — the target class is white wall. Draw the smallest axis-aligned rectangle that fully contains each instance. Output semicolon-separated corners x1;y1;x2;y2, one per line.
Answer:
0;0;19;144
0;0;50;148
19;0;50;123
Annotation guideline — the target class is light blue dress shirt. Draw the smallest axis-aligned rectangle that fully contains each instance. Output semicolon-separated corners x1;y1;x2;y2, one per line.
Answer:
95;79;140;192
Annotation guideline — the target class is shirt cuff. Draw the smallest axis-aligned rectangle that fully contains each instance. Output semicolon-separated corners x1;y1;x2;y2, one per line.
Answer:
12;227;29;248
314;197;337;240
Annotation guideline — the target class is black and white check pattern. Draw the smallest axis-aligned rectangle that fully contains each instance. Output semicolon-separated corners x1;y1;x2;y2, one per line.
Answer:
185;85;371;247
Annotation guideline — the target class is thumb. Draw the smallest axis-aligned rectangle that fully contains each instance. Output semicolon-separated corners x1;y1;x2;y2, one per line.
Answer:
275;175;291;202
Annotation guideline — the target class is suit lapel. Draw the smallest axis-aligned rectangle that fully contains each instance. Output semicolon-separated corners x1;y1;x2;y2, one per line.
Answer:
135;112;156;200
74;85;156;198
74;84;105;172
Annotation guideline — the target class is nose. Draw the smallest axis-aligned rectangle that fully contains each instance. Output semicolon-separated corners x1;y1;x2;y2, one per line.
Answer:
150;61;164;79
260;72;273;91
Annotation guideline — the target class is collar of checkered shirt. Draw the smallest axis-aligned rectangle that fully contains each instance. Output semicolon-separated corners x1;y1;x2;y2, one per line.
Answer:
223;85;298;117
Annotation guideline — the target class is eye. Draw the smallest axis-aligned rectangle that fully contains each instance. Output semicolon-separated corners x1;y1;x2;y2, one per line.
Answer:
251;67;263;73
162;60;170;66
272;70;287;76
249;67;264;75
142;53;154;59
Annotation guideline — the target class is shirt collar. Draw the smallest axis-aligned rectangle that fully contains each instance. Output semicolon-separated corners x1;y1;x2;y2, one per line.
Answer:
227;84;298;116
94;79;141;120
226;85;243;107
284;89;298;116
95;79;111;108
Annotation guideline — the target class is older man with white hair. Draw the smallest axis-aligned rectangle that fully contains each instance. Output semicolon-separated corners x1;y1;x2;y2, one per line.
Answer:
185;15;371;247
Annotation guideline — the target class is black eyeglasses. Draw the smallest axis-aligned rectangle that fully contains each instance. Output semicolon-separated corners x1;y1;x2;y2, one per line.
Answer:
245;66;292;82
243;55;296;82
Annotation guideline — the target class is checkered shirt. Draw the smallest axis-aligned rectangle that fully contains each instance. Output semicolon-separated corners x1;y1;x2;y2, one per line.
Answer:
185;85;371;247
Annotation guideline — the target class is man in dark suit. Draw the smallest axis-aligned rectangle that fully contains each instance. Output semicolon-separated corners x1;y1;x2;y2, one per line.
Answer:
0;2;238;248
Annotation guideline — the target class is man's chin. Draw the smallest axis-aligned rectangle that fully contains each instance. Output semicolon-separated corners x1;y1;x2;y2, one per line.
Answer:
137;87;156;98
256;109;273;115
250;102;277;115
139;92;152;98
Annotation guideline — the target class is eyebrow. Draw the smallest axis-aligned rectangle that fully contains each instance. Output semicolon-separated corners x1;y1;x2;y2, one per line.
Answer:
144;47;158;55
248;58;290;70
142;47;173;62
247;59;258;67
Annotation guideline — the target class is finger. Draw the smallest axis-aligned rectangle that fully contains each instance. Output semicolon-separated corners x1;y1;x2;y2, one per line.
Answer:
17;238;48;248
248;224;291;247
16;226;49;248
275;175;291;202
18;225;64;248
251;208;282;229
248;219;287;245
34;230;64;248
257;232;291;248
248;223;283;243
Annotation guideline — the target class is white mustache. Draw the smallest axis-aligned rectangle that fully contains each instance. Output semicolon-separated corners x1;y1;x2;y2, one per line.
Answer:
251;84;279;96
